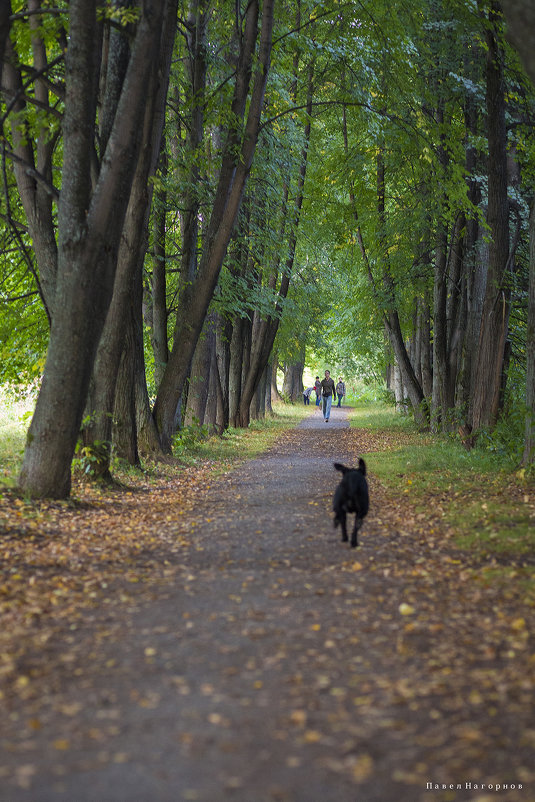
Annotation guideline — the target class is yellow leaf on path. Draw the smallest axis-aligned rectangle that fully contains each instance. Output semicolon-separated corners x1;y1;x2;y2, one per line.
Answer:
53;739;70;750
303;730;321;743
399;603;415;616
351;753;374;781
290;710;307;726
511;618;526;631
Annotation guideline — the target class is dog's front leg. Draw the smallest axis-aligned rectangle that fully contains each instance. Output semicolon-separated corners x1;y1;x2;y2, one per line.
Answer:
339;511;348;542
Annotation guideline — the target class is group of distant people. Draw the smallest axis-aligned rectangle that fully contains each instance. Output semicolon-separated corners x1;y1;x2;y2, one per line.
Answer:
303;370;345;422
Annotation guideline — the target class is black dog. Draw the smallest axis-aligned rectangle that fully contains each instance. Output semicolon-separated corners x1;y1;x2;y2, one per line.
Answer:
333;460;369;548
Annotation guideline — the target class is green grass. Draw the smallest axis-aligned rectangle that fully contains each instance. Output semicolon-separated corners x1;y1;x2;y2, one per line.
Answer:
0;389;34;485
0;389;310;487
170;402;309;473
349;406;535;567
349;400;419;432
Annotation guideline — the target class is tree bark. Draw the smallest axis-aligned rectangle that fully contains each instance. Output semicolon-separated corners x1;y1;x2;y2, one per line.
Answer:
283;360;304;403
113;303;140;467
265;361;274;414
19;0;166;498
470;3;510;433
502;1;535;85
151;141;169;389
228;316;247;427
271;358;282;403
418;295;433;400
82;0;177;475
432;220;450;430
523;200;535;465
179;0;208;288
184;317;213;426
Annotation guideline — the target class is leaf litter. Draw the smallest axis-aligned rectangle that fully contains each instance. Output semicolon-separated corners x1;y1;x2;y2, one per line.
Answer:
0;414;534;801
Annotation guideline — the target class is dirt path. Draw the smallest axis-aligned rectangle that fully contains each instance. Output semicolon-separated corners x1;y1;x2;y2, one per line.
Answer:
1;406;533;802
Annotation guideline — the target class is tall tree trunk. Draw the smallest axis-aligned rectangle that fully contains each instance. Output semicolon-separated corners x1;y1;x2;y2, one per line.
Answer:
215;314;231;430
377;145;426;424
151;141;169;389
283;360;304;402
432;220;450;430
470;3;510;432
265;361;274;415
184;324;212;426
178;0;208;293
153;0;275;451
113;303;140;467
393;360;407;414
523;200;535;465
271;358;282;403
456;60;484;418
419;295;433;400
229;316;247;427
502;1;535;85
82;0;176;475
133;265;163;458
19;0;166;498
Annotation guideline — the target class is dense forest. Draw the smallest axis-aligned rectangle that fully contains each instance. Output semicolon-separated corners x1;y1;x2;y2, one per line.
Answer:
1;0;534;498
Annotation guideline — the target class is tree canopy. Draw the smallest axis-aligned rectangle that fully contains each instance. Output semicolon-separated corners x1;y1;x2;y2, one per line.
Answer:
1;0;535;497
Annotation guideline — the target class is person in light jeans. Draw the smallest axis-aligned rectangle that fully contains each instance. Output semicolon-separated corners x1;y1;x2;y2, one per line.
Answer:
320;370;336;422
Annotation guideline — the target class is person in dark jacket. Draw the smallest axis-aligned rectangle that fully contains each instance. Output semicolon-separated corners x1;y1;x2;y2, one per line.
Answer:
314;376;322;406
336;378;346;407
320;370;336;422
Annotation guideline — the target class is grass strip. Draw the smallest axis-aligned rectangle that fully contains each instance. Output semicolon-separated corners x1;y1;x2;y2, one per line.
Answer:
349;403;535;569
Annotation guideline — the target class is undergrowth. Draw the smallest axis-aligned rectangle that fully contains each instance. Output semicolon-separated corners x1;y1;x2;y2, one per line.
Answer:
0;392;311;489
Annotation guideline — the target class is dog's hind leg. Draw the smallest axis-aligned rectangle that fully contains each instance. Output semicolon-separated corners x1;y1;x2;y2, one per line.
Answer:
350;516;362;548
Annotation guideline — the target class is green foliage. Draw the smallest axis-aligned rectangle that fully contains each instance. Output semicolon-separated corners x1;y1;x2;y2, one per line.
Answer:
0;388;34;485
172;417;211;456
97;2;141;26
0;250;48;386
477;403;528;467
2;0;534;474
72;441;111;477
361;405;535;561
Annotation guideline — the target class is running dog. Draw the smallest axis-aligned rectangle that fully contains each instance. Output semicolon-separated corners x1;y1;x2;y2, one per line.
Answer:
333;459;369;548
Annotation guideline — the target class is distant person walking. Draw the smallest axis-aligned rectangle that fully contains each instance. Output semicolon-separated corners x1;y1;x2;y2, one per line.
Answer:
320;370;336;422
314;376;322;407
336;377;346;407
303;386;313;405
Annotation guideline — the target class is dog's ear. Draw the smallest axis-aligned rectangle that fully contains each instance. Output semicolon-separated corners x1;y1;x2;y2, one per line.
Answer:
358;458;366;476
334;462;348;474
